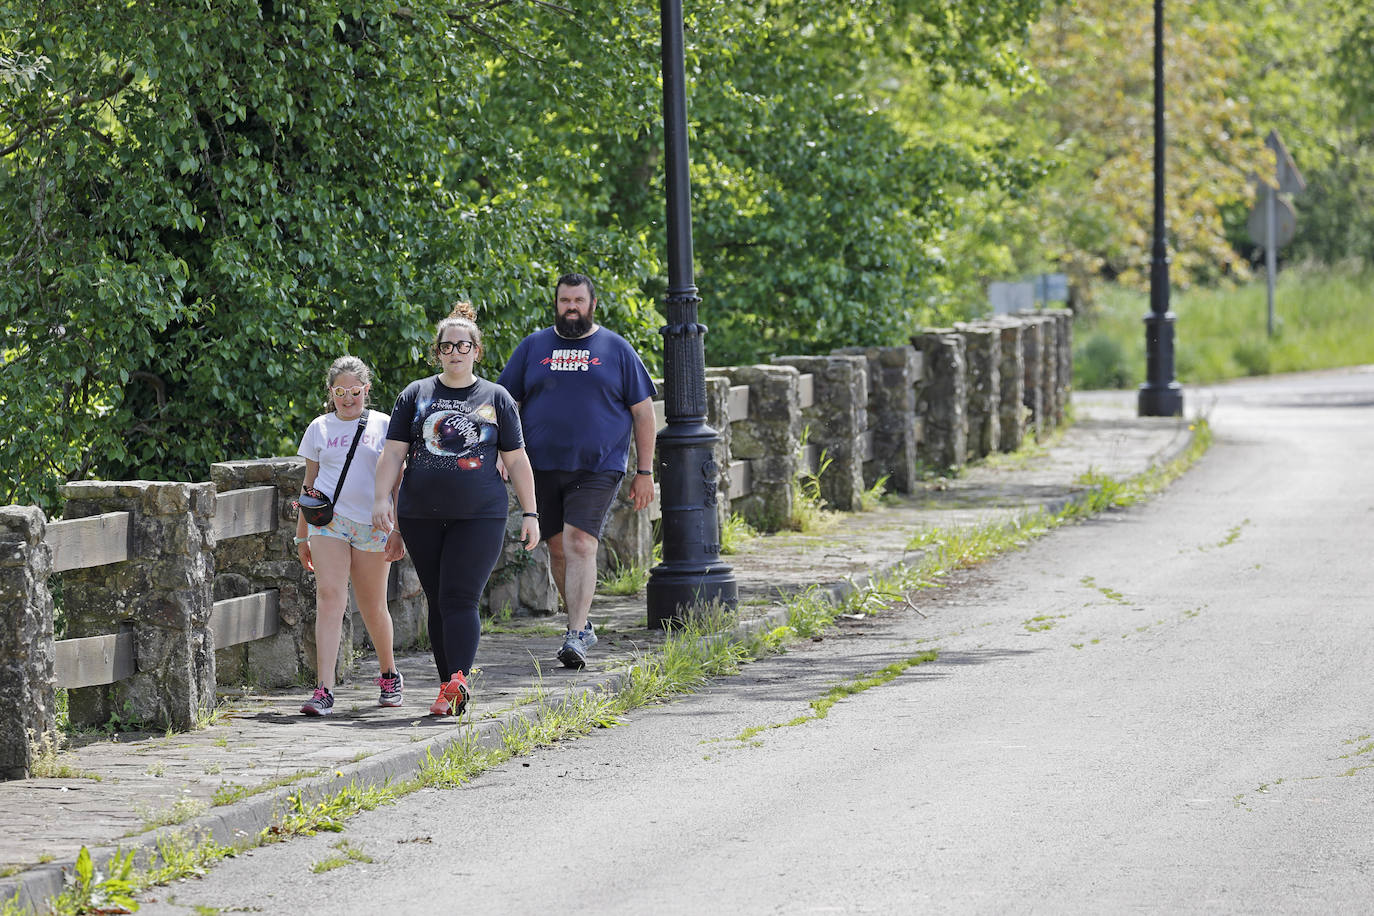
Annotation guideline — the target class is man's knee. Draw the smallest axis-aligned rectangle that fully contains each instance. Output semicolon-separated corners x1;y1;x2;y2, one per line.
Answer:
563;525;599;561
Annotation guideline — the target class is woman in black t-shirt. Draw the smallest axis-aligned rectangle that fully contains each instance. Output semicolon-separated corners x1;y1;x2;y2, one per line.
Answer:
373;302;540;718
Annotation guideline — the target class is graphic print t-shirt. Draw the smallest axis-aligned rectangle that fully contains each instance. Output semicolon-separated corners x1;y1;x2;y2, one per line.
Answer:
496;326;655;473
296;410;391;526
386;376;523;519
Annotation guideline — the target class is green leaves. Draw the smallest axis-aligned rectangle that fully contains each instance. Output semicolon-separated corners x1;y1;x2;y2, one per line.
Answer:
2;0;1049;510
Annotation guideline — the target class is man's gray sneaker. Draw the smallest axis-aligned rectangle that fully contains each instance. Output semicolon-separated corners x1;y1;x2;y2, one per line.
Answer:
557;623;597;669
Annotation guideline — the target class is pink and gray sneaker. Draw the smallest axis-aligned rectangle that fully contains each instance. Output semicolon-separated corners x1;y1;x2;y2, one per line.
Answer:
377;671;404;708
300;686;334;716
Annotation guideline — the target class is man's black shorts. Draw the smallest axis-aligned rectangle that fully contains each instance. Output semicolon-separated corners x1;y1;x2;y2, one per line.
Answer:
532;469;624;541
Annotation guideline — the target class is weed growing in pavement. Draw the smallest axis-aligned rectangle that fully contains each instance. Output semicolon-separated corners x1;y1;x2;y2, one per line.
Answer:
264;782;398;842
858;474;894;511
1022;614;1067;632
211;770;322;808
1234;731;1374;810
789;432;837;533
48;847;138;916
26;730;100;781
720;512;758;555
193;701;226;731
1201;519;1250;551
723;651;940;747
596;543;660;596
904;419;1213;583
1080;575;1129;605
310;839;374;874
140;831;237;889
138;797;208;832
1065;419;1212;519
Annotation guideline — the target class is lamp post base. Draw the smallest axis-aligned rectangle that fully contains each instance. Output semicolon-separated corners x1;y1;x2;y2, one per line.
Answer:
1138;383;1183;417
646;566;738;630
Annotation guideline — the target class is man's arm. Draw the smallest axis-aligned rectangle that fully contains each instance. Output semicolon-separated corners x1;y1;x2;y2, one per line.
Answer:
628;396;656;512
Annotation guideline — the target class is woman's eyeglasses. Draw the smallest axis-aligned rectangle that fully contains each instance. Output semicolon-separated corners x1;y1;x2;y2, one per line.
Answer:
437;340;475;354
330;386;365;398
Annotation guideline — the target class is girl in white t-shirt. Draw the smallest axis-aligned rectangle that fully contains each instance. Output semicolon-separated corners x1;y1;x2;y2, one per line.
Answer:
294;356;405;716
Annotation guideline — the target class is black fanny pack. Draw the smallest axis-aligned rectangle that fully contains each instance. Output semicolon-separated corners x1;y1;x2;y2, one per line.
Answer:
297;410;369;527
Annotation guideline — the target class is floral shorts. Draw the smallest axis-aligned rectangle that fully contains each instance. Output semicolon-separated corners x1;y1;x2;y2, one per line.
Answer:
306;514;390;553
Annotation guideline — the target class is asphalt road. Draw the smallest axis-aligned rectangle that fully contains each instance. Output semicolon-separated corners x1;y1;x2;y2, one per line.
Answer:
139;369;1374;914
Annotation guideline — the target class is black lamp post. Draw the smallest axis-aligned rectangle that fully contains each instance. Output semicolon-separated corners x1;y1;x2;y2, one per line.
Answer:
645;0;738;628
1138;0;1184;417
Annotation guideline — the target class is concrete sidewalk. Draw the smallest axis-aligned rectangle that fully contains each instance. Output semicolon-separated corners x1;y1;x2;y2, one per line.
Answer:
0;394;1193;912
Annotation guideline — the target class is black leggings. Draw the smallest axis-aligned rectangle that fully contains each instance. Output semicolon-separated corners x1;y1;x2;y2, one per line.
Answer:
397;516;506;682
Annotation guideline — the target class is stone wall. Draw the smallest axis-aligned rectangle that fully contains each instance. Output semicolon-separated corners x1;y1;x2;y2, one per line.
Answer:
1020;317;1047;438
772;355;868;511
1028;308;1073;424
835;345;920;494
0;507;55;779
702;375;734;537
989;319;1027;453
483;485;559;618
60;482;216;731
913;331;968;471
956;324;1002;460
210;459;317;688
719;365;802;531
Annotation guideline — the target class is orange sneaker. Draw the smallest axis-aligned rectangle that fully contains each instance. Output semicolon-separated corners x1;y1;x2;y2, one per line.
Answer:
429;672;470;717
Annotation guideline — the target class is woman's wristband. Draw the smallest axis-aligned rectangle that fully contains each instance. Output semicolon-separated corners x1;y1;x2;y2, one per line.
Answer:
636;469;652;476
293;536;308;546
522;511;539;519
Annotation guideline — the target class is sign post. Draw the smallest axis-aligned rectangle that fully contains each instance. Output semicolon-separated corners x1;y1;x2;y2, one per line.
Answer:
1248;130;1305;337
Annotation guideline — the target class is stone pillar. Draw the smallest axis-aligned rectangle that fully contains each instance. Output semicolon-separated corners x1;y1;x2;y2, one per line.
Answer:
772;355;868;511
1033;314;1060;430
719;365;801;532
384;555;428;639
988;318;1027;453
955;324;1002;460
1020;317;1047;439
211;458;322;686
835;345;920;494
61;481;215;732
598;439;653;576
1046;308;1074;423
703;375;733;536
0;507;56;780
912;331;967;472
486;484;560;618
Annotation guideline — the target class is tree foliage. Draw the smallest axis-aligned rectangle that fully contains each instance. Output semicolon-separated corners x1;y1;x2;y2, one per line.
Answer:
6;0;1372;510
0;1;665;508
2;0;1047;509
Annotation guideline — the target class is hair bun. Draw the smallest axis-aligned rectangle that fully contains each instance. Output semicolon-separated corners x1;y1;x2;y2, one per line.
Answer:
449;301;476;321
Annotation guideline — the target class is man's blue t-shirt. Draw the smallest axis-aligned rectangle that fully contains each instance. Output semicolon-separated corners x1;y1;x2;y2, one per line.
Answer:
496;326;655;473
385;375;524;519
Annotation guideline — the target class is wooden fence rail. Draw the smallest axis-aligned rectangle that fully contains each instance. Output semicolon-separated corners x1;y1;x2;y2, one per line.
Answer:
46;487;281;691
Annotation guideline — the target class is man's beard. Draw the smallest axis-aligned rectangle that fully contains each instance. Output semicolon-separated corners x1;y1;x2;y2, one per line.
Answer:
555;309;593;337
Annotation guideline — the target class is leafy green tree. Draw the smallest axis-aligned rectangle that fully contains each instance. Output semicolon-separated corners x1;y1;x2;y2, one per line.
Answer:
1;0;1051;509
1012;0;1269;296
0;1;663;509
